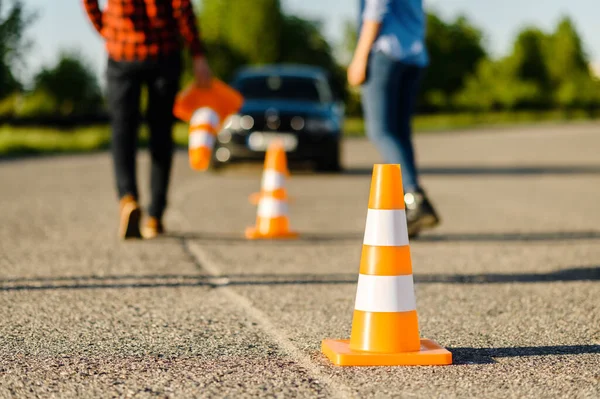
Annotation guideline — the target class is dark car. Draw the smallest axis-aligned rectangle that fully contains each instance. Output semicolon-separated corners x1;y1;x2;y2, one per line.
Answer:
210;64;344;171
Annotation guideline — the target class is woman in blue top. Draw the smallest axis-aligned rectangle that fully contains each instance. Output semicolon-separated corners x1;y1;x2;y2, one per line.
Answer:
348;0;440;237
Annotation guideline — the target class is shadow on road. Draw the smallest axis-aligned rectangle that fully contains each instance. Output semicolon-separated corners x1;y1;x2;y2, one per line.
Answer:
1;267;597;292
344;165;600;176
450;344;600;364
165;230;600;244
417;231;600;242
166;232;364;244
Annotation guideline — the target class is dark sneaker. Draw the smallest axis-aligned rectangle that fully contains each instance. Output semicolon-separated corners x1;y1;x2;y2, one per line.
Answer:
141;217;165;239
404;189;440;238
119;195;142;240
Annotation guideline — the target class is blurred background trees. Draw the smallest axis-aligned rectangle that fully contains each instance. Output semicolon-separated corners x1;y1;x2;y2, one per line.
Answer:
0;0;598;120
0;0;35;98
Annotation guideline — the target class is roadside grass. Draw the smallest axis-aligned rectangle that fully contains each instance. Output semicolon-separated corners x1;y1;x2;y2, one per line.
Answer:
1;110;598;156
346;109;600;136
0;124;189;157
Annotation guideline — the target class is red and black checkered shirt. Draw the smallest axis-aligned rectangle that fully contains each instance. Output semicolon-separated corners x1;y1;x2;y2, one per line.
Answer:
82;0;206;61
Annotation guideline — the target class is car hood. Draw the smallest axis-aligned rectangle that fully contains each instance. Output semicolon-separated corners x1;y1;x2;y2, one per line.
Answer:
239;99;330;117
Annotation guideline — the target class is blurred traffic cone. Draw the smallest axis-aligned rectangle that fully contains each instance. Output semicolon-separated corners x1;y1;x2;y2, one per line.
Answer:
188;107;220;171
321;164;452;366
245;145;298;240
249;140;291;205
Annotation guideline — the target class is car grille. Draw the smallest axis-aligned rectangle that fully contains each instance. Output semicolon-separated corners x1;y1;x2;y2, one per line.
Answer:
245;113;304;133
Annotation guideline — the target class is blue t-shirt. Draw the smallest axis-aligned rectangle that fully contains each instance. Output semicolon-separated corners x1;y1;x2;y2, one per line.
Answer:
359;0;429;66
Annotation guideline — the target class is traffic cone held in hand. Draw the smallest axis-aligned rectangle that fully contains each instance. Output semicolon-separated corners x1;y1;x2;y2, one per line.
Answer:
321;164;452;366
173;78;244;171
188;107;219;171
249;140;291;205
173;78;244;124
245;141;298;240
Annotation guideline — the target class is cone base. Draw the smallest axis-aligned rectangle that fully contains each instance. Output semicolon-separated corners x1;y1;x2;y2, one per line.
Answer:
245;227;299;240
321;338;452;366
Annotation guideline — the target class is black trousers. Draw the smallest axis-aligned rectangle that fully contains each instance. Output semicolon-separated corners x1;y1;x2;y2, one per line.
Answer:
106;55;182;219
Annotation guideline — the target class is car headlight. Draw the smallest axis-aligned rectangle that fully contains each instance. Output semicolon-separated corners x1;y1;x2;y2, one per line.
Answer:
223;114;254;132
223;114;242;132
305;118;337;133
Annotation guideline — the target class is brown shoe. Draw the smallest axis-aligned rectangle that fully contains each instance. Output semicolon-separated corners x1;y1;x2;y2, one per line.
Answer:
141;217;165;239
119;195;142;239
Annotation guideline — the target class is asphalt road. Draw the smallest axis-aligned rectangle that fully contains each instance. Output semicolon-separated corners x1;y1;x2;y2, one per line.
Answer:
1;123;599;398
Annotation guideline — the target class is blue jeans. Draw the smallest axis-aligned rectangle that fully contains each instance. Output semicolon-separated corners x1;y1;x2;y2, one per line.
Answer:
361;51;423;192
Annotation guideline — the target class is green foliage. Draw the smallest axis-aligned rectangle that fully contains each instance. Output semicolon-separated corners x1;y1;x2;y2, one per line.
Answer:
543;17;598;109
198;1;347;101
0;125;111;155
420;13;487;110
1;0;598;121
20;51;104;116
279;16;330;65
0;91;20;116
203;41;248;82
554;72;600;109
0;0;36;97
278;15;347;101
455;58;540;111
511;29;551;87
201;0;282;65
545;17;589;85
454;15;599;111
180;39;247;84
506;27;552;107
15;90;58;117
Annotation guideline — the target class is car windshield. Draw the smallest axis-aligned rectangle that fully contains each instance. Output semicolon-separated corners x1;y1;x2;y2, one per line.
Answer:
234;75;331;103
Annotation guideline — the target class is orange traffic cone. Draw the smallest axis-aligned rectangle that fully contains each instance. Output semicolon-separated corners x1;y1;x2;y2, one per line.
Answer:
245;143;298;240
321;164;452;366
188;107;220;171
249;140;291;205
173;78;244;124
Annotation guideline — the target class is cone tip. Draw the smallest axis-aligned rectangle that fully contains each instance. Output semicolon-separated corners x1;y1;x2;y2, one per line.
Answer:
368;164;405;209
264;140;289;173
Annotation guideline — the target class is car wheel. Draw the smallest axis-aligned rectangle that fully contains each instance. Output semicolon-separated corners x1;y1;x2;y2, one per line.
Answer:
315;140;342;173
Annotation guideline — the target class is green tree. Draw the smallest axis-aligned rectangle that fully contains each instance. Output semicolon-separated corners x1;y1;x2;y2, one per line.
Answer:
0;0;36;97
198;0;230;43
198;1;347;102
200;0;282;65
511;29;550;84
545;17;589;85
544;17;598;108
421;13;487;110
19;51;103;116
455;58;539;111
278;15;346;101
503;28;552;108
181;40;247;83
554;71;600;109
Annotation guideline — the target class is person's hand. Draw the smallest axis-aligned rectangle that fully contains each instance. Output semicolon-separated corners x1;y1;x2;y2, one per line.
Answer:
193;56;212;88
347;55;368;87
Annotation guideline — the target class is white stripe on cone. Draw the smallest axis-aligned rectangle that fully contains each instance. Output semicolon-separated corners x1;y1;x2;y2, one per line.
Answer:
363;209;409;247
257;197;288;217
261;170;286;191
191;107;220;129
189;131;215;149
354;274;417;312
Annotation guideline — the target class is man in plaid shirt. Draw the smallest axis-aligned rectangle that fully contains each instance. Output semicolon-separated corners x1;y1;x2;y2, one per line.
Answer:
82;0;211;240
